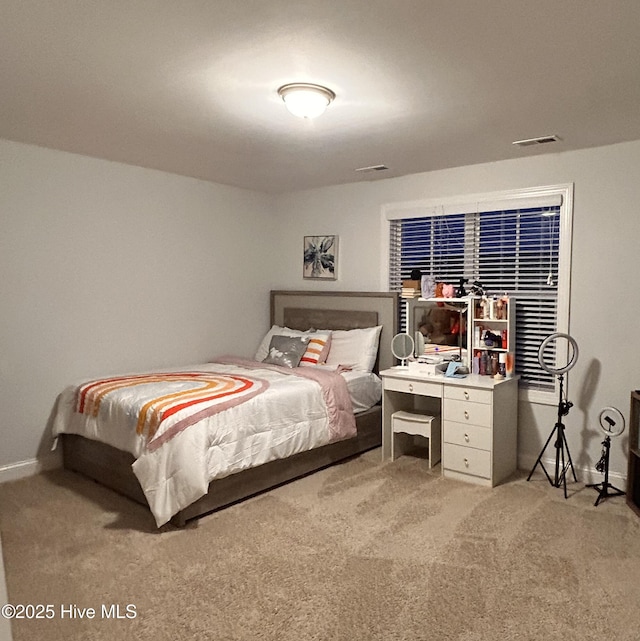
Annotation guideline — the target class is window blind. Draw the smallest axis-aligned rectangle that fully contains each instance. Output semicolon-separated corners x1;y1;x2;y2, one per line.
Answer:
389;205;562;391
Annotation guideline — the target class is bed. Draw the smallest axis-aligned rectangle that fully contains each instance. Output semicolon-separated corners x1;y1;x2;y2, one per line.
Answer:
55;291;398;527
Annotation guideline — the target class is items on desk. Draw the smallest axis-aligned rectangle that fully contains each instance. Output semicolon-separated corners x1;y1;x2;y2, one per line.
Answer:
401;279;421;299
476;294;508;321
496;353;507;379
445;361;469;378
483;330;502;348
473;349;511;377
421;275;436;299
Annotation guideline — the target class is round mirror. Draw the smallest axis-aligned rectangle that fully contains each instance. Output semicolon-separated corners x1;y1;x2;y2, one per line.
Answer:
391;333;414;367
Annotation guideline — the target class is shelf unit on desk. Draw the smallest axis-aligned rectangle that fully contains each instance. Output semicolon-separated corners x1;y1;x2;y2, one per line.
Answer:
471;296;516;376
380;368;519;487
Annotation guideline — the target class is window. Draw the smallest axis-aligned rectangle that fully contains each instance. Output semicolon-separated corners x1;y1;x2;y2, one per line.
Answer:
385;185;573;400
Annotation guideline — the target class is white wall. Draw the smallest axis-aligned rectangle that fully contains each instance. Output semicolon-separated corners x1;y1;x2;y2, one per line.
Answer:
272;141;640;480
2;137;639;484
0;140;276;472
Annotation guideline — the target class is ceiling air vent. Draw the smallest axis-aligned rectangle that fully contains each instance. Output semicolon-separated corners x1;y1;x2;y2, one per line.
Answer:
355;164;389;173
512;135;561;147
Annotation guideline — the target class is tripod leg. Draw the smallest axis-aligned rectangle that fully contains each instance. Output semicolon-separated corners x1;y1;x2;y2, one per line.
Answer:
560;435;568;498
554;428;562;489
550;424;577;499
594;487;605;507
564;430;578;482
527;424;558;483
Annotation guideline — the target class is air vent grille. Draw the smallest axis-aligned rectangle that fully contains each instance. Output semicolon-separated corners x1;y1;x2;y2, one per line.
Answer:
355;164;389;173
512;135;561;147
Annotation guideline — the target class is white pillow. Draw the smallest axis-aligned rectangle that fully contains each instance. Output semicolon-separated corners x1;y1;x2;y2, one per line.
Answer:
324;326;383;372
254;325;332;366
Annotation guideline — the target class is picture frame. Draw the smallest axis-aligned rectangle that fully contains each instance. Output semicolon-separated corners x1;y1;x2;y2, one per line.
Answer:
303;235;338;280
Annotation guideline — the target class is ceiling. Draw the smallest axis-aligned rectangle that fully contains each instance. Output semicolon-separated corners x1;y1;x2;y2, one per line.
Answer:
2;1;640;194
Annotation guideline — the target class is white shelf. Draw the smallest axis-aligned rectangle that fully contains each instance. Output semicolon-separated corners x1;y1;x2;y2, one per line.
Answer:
471;296;515;376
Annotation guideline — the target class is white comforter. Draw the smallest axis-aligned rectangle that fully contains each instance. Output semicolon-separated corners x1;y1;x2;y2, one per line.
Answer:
52;360;363;527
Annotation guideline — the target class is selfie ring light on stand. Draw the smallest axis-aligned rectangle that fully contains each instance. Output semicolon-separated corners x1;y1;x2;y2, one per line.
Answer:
538;332;579;374
586;407;626;506
527;332;579;498
391;333;414;368
597;406;625;438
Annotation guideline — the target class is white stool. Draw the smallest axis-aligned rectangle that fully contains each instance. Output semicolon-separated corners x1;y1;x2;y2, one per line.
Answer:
391;410;441;467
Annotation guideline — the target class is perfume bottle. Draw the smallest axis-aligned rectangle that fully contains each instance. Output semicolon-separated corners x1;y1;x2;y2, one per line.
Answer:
479;351;487;375
497;352;507;378
490;352;499;376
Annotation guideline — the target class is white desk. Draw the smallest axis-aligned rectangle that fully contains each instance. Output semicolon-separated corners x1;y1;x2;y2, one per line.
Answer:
380;368;519;487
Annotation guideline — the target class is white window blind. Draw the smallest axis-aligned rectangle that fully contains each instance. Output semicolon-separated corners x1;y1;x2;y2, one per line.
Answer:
388;190;571;394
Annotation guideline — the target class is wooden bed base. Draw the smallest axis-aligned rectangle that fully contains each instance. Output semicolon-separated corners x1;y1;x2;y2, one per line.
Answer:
62;406;381;527
61;290;398;527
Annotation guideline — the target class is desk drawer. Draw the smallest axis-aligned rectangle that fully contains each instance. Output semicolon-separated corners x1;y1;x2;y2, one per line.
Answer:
444;421;491;451
444;386;492;404
443;399;492;427
443;443;491;478
384;377;442;398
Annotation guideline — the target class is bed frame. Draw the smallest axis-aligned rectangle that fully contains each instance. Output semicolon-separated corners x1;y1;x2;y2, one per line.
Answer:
61;290;398;527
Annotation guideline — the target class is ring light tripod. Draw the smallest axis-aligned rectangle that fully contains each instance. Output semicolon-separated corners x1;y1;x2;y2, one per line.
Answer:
586;407;626;506
527;333;579;498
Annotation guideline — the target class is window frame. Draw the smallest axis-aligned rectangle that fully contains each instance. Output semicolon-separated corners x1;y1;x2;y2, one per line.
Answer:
380;183;574;405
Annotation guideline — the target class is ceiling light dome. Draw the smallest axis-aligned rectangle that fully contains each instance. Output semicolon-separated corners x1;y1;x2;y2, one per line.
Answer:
277;83;336;119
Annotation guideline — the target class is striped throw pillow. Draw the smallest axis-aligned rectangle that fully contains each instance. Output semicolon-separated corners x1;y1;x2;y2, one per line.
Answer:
299;332;332;366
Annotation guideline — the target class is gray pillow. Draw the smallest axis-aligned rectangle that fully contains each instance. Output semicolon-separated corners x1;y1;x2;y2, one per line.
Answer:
262;335;310;368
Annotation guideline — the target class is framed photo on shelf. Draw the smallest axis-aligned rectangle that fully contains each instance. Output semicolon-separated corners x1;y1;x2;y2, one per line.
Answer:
303;235;338;280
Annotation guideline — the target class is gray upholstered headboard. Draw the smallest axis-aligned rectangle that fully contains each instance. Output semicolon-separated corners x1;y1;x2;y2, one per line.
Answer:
270;291;399;373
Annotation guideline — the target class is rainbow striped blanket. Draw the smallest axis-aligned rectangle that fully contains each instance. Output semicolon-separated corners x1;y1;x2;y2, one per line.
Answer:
54;359;357;526
74;369;270;453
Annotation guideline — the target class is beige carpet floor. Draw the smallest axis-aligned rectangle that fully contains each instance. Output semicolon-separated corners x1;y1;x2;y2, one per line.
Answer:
0;450;639;641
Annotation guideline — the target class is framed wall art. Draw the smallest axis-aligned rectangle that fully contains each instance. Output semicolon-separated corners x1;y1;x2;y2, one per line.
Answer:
303;235;338;280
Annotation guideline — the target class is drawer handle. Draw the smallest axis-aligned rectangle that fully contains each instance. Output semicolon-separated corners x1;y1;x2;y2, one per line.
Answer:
464;433;470;442
464;410;469;420
408;383;414;392
464;458;469;467
464;390;470;400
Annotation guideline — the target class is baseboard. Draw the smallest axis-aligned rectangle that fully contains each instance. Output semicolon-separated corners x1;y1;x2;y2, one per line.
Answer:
518;453;627;487
0;449;62;484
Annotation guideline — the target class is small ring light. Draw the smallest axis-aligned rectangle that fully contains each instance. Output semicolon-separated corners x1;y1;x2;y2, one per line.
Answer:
598;407;625;438
538;332;579;375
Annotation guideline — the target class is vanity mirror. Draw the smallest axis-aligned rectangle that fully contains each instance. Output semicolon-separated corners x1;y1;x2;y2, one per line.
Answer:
391;333;414;368
406;298;471;366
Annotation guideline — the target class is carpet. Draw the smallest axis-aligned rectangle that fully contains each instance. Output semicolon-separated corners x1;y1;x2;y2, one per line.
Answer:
0;450;639;641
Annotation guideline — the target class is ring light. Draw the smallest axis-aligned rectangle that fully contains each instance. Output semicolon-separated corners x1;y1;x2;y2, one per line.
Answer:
528;332;580;497
598;406;625;438
587;406;626;505
538;332;579;375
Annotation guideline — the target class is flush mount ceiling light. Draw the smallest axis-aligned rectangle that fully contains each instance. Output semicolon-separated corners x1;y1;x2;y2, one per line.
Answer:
277;83;336;119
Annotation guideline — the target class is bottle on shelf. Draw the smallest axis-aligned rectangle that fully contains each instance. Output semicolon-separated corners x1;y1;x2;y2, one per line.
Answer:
497;352;507;378
490;352;499;376
479;351;488;375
